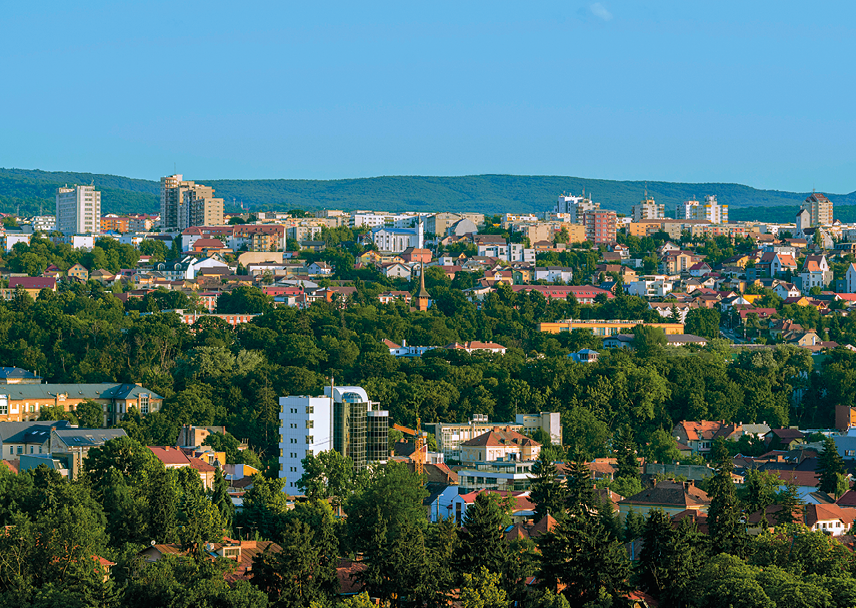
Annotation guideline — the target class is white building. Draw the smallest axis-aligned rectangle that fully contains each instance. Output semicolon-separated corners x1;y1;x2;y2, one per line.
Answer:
477;242;535;264
677;195;727;224
371;220;424;253
555;194;598;224
631;196;665;222
516;412;562;446
278;385;389;492
55;185;101;235
29;216;56;233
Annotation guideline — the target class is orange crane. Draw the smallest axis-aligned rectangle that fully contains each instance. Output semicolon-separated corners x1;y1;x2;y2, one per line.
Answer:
394;419;426;477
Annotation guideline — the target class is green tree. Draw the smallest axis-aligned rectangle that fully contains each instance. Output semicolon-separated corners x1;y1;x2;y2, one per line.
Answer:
75;399;104;428
456;492;511;576
613;424;639;481
297;450;356;505
685;307;722;340
37;404;78;425
529;451;566;521
707;438;747;556
818;436;846;496
460;567;508;608
647;428;681;464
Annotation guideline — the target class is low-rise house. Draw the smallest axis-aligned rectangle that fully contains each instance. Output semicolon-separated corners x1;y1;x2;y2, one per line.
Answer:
140;538;282;581
763;428;806;449
377;291;412;305
773;282;801;300
443;341;507;355
673;420;743;455
803;504;856;536
799;255;832;291
51;428;128;479
2;276;57;299
148;445;217;489
0;420;72;459
66;263;89;282
382;338;431;358
307;261;333;276
459;427;540;464
569;348;600;363
0;367;42;384
449;490;536;524
617;480;711;520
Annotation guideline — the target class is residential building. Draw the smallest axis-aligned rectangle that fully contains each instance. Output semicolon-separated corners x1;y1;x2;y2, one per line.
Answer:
617;480;711;520
30;215;56;233
1;277;57;300
50;428;128;479
673;420;743;455
801;193;833;227
278;385;389;491
459;427;540;464
512;285;613;304
101;214;130;233
677;195;728;224
0;383;163;425
443;341;506;355
55;185;101;235
0;420;73;459
0;367;42;385
631;196;665;222
148;445;217;490
583;210;617;244
160;175;224;231
799;255;832;291
538;319;684;336
555;193;598;224
67;263;89;282
846;263;856;294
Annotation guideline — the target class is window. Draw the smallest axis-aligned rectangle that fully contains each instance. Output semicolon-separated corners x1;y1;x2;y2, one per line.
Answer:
0;403;6;415
306;406;314;414
306;436;314;444
140;394;149;415
17;446;22;454
306;420;314;429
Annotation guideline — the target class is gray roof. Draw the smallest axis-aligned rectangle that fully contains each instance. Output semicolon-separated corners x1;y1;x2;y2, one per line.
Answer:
0;420;72;443
0;383;162;401
0;367;41;380
53;428;127;448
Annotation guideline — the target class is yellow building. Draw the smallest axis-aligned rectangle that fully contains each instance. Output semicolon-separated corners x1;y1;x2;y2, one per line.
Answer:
538;319;685;336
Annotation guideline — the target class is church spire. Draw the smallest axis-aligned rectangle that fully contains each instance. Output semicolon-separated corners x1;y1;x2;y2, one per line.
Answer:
416;261;431;311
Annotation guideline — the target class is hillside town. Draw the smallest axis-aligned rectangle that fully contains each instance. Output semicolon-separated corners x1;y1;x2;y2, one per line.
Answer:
4;179;856;606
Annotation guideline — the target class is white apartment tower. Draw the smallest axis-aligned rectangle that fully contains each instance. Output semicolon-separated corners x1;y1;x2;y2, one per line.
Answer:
677;195;728;224
279;385;389;491
555;194;599;224
55;185;101;235
631;196;665;222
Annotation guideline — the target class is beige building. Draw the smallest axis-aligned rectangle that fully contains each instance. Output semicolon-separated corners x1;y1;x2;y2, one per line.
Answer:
539;319;685;336
802;193;833;227
459;427;541;464
631;196;665;222
160;174;224;231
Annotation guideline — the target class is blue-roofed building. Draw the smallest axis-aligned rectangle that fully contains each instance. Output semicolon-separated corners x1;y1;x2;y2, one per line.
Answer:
0;420;72;460
0;367;42;384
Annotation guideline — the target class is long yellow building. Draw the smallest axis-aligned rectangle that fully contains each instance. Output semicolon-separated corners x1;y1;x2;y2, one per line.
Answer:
538;319;685;336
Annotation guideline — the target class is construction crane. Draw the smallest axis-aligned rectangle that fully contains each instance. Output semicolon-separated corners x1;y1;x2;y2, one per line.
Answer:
393;419;427;477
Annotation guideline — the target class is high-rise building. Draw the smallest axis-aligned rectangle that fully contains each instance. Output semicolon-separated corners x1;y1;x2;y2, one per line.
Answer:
278;385;389;491
160;174;224;232
555;194;599;224
631;196;665;222
583;210;617;244
55;185;101;235
677;195;728;224
801;193;833;227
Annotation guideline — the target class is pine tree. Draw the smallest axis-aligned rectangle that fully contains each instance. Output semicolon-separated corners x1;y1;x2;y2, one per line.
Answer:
565;457;596;516
211;468;235;532
818;436;845;496
635;509;673;598
529;451;566;521
456;492;510;576
537;509;629;604
707;438;746;556
775;482;803;526
613;425;639;481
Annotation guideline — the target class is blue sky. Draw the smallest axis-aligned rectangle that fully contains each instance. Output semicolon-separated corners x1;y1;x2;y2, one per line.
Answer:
2;1;855;193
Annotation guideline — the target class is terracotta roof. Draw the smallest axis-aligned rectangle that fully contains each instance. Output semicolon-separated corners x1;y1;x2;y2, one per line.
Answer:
148;446;191;466
674;420;742;441
672;509;709;534
1;459;19;474
770;469;819;488
503;514;559;542
188;456;216;472
337;559;366;595
804;504;856;528
461;428;539;448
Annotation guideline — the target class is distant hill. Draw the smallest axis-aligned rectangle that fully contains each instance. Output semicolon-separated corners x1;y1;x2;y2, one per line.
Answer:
2;167;855;219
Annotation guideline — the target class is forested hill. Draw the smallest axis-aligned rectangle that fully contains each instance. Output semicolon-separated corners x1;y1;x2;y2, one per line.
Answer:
2;166;856;218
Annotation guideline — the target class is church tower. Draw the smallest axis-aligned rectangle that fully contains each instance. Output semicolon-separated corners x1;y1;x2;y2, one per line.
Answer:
416;261;431;311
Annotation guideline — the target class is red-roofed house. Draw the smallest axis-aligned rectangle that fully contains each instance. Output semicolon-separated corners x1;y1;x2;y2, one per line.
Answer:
673;420;743;455
443;341;507;354
460;427;540;463
804;504;856;536
4;277;57;299
450;490;536;524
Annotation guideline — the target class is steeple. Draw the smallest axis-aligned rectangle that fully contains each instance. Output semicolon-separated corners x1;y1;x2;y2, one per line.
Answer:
416;261;431;311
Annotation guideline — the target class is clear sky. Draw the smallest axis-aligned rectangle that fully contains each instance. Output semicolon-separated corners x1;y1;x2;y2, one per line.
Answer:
2;1;855;193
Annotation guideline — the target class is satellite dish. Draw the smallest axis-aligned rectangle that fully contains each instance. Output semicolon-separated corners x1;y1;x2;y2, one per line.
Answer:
150;540;156;546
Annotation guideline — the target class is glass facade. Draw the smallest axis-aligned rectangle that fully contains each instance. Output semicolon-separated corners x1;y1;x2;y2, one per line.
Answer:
334;393;368;471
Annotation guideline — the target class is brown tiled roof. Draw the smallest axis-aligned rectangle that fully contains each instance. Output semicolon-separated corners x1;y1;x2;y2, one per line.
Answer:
188;456;215;472
620;481;710;508
804;504;856;528
337;559;366;595
671;509;709;534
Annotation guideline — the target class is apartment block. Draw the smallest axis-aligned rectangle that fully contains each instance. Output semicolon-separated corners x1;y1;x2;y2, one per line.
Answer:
583;210;617;244
278;385;389;491
555;194;599;224
802;193;833;227
55;185;101;235
677;195;728;224
631;196;665;222
160;174;224;232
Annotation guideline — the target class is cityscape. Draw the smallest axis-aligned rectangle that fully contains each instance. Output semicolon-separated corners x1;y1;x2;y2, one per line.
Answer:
3;2;856;608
